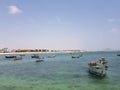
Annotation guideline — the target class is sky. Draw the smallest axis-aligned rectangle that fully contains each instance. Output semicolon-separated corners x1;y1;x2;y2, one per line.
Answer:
0;0;120;51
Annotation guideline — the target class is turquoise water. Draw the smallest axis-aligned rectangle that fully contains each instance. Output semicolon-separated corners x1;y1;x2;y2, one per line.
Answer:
0;51;120;90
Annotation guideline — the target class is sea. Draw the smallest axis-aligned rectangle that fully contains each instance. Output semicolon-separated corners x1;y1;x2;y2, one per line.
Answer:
0;51;120;90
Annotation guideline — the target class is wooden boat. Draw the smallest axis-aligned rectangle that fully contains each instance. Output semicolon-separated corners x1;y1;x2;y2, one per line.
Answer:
88;57;108;77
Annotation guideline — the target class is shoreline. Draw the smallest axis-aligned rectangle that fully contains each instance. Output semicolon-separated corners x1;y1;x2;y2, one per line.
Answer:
0;52;57;55
0;51;81;55
0;50;119;55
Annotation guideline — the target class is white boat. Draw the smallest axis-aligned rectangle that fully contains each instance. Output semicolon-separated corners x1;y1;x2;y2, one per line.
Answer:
36;57;44;62
14;55;22;60
88;57;108;77
36;59;44;62
48;55;56;58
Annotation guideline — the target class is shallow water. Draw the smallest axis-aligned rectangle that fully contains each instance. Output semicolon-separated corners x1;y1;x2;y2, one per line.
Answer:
0;51;120;90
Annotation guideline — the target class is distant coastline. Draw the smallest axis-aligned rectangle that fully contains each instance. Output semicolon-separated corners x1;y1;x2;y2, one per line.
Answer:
0;51;84;55
1;48;120;55
0;50;119;55
0;52;53;55
0;48;86;54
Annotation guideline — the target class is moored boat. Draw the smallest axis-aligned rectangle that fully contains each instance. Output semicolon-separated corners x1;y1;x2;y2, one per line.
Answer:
72;56;80;58
31;54;39;58
88;57;108;77
72;54;83;58
36;57;44;62
36;59;44;62
19;54;25;56
14;55;22;60
5;55;16;58
48;55;56;58
117;54;120;56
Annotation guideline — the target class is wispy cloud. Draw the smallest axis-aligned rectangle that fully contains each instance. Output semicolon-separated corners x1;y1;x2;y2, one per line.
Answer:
8;5;23;14
108;28;120;34
107;18;120;23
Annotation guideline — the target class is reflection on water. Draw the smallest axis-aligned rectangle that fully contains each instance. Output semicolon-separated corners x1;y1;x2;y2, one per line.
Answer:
0;51;120;90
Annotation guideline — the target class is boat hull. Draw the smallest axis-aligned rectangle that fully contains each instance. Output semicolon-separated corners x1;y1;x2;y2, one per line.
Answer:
88;67;106;77
5;56;16;58
89;69;106;77
36;59;44;62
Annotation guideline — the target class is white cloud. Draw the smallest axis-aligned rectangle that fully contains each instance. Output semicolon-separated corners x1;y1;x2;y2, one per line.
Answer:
111;28;119;32
109;28;120;34
8;5;23;14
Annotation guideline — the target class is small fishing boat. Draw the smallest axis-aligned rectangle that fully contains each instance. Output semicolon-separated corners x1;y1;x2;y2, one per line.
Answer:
36;59;44;62
36;57;44;62
72;54;83;58
117;54;120;56
19;54;25;56
72;56;80;58
31;54;39;58
88;57;108;77
48;55;56;58
5;55;16;58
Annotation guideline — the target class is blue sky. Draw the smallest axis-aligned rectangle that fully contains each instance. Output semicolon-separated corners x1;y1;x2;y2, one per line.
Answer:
0;0;120;51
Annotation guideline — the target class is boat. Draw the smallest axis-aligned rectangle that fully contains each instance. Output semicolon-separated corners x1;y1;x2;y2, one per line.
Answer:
117;54;120;56
14;55;22;60
31;54;39;58
72;54;83;58
48;55;56;58
19;54;25;56
88;57;108;77
5;55;16;58
36;57;44;62
72;56;80;58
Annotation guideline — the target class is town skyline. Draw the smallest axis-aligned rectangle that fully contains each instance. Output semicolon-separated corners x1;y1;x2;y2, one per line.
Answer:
0;47;118;53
